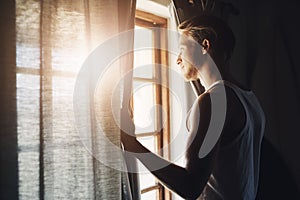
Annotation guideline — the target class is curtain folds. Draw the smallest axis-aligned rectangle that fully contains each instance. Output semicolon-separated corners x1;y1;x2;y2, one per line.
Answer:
15;0;137;199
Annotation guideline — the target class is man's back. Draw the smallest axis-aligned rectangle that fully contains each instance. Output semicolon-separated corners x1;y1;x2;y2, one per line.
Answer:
197;80;265;200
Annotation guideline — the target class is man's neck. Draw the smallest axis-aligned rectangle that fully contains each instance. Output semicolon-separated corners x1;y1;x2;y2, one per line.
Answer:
197;57;223;91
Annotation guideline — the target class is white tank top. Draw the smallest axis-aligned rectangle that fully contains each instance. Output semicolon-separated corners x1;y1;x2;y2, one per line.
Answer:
188;80;265;200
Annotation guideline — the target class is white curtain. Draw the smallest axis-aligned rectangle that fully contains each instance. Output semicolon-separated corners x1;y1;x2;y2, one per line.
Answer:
15;0;136;199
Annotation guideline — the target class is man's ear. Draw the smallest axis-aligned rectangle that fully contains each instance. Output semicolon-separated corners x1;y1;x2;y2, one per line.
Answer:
201;39;210;54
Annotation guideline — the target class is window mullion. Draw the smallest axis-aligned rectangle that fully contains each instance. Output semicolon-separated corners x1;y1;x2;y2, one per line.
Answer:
141;185;161;194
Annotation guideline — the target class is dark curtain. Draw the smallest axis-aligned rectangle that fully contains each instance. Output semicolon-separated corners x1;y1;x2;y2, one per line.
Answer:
219;0;300;198
0;1;18;199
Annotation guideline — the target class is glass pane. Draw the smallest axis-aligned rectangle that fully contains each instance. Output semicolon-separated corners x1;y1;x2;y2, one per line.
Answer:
133;50;153;78
18;151;39;200
141;189;158;200
137;136;157;191
139;173;156;191
17;73;40;148
134;26;153;78
16;0;40;69
44;145;94;199
17;45;40;69
133;81;156;133
52;76;78;144
138;160;156;190
51;1;87;73
137;136;155;152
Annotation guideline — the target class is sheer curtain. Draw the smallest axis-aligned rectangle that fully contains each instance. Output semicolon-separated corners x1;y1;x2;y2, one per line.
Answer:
13;0;136;199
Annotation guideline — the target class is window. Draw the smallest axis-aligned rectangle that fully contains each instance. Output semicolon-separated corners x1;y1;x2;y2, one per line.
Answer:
16;1;94;199
134;10;171;200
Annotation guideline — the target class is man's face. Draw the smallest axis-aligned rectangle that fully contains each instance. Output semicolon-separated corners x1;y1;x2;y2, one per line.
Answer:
177;34;202;81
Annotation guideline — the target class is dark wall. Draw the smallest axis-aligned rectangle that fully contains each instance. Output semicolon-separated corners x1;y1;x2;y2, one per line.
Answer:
227;0;300;198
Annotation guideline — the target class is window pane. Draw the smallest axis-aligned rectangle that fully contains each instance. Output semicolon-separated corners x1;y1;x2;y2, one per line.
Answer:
133;50;153;78
137;136;157;190
17;73;40;148
137;136;155;152
51;1;87;73
17;45;40;69
139;173;156;191
18;151;39;200
141;189;158;200
133;82;156;133
16;0;40;69
134;26;153;78
138;160;156;190
44;146;94;199
52;76;78;144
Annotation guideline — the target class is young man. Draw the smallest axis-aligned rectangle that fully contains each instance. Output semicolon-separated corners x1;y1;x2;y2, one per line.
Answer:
121;15;265;200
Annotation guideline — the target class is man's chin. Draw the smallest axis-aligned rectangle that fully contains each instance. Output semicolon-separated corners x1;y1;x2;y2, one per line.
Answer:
183;73;198;81
184;77;198;82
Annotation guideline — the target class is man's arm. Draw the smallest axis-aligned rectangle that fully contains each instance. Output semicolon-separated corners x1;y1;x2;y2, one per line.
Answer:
121;93;219;199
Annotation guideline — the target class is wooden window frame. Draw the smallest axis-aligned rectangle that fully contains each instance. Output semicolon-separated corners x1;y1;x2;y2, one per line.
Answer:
134;10;171;200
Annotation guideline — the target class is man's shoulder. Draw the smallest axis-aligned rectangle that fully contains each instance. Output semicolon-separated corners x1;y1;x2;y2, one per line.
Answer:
190;92;212;119
197;92;211;104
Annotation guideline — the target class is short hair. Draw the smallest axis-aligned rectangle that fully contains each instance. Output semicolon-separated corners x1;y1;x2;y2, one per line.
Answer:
178;15;235;62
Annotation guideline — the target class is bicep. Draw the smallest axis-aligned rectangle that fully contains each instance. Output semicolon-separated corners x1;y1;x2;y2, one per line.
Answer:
185;94;219;181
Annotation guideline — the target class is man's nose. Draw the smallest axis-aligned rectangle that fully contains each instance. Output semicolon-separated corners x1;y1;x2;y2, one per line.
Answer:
177;53;182;65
